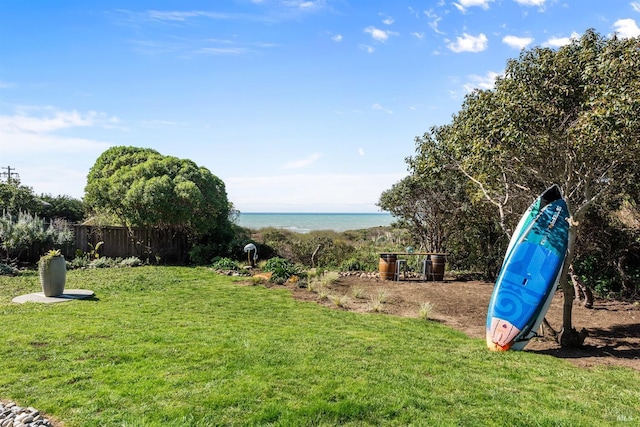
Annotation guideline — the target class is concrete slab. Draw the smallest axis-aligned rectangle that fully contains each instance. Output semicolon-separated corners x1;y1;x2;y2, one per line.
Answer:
12;289;96;304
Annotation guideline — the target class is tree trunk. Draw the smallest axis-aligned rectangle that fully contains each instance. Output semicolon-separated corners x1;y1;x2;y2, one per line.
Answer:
559;218;587;347
570;265;593;308
311;244;322;268
616;255;634;296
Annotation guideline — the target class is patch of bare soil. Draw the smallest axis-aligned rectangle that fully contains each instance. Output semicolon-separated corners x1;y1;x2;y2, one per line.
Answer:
253;273;640;371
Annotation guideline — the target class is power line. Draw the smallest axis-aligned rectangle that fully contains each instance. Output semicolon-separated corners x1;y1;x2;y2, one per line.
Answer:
0;166;20;183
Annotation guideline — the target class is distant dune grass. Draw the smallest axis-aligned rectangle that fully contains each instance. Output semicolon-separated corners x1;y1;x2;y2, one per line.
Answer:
0;266;638;426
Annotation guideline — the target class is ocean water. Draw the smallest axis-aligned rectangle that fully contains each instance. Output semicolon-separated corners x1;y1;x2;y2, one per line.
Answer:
236;212;394;233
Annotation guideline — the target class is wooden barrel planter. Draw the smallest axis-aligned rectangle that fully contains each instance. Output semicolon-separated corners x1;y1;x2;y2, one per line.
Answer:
430;254;446;281
379;254;397;281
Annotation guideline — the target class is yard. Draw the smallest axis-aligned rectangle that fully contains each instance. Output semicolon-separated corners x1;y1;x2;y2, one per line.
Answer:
1;266;639;426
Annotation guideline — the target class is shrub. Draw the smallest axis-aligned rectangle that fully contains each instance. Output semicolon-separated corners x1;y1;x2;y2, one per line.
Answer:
67;256;91;270
339;258;363;271
0;211;73;261
262;257;300;282
89;257;117;269
120;256;143;268
0;262;19;276
211;257;240;271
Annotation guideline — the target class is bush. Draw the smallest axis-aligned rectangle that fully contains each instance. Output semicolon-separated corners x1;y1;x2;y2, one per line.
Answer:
339;258;364;272
0;262;19;276
89;257;117;269
119;256;143;268
211;257;239;271
67;257;91;270
262;257;300;282
0;211;74;261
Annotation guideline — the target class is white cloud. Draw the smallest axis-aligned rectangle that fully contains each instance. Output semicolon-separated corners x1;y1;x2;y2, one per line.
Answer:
513;0;546;6
145;10;230;22
358;147;365;156
0;108;114;155
614;18;640;39
453;0;494;12
463;71;501;92
412;32;425;39
0;106;119;135
0;106;117;198
424;10;444;35
281;152;322;169
447;33;488;53
633;2;640;13
380;13;394;25
543;31;580;48
364;26;398;42
502;35;534;49
332;34;343;42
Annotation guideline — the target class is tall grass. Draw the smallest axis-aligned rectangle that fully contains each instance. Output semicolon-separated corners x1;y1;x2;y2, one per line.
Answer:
0;266;638;426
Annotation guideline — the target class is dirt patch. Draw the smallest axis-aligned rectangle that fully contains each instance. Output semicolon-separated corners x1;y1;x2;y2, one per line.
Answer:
249;273;640;371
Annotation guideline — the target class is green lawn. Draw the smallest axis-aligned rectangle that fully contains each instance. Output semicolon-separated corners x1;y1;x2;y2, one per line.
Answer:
1;266;638;426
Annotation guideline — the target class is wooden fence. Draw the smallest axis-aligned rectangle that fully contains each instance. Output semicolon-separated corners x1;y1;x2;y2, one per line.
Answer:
73;225;190;264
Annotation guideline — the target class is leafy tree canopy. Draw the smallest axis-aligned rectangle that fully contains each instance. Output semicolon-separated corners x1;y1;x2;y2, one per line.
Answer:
429;29;640;225
85;146;232;237
405;29;640;343
38;194;86;223
0;181;40;214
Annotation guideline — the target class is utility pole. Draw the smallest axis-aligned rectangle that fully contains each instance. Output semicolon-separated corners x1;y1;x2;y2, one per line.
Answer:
0;166;20;183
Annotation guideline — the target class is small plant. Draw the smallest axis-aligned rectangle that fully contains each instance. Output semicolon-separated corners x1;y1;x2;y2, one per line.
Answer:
368;296;384;313
320;271;340;287
318;286;329;299
75;241;104;260
119;256;143;268
329;294;350;307
368;288;388;312
295;277;308;288
88;241;103;259
418;302;435;320
375;288;388;304
38;249;62;269
350;285;366;299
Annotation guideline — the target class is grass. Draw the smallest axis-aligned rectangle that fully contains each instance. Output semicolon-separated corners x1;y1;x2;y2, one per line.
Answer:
1;266;639;426
418;302;435;320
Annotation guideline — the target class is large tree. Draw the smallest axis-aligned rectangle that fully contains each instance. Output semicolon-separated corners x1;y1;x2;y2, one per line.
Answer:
414;30;640;346
85;146;233;258
0;180;41;214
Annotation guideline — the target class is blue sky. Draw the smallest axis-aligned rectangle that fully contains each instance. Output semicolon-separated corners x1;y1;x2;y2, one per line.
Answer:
1;1;639;212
